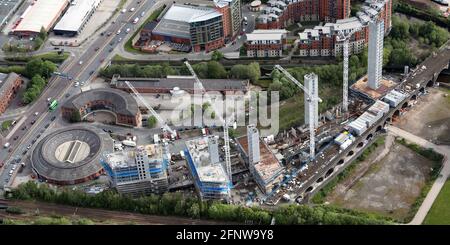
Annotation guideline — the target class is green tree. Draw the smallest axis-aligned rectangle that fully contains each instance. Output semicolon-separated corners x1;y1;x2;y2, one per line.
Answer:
247;62;261;83
206;61;227;79
211;50;224;61
70;110;82;123
147;115;157;128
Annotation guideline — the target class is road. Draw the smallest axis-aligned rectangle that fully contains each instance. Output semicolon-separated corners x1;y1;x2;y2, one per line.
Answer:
387;126;450;225
0;0;156;191
0;199;233;225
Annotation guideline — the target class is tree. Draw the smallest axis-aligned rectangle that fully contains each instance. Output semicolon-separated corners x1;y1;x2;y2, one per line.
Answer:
211;50;224;61
70;110;82;123
230;64;248;79
247;62;261;83
206;61;227;79
147;115;157;128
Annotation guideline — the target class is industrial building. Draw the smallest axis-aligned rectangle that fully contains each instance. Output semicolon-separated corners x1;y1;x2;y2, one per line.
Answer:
101;145;169;197
347;100;389;136
111;75;249;94
61;88;142;127
31;126;114;185
184;137;231;201
244;29;287;58
0;72;23;115
297;0;392;57
236;125;284;194
148;4;225;52
12;0;69;36
53;0;102;36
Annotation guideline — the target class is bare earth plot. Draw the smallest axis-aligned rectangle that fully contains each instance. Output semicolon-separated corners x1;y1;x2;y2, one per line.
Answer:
326;140;433;221
396;88;450;145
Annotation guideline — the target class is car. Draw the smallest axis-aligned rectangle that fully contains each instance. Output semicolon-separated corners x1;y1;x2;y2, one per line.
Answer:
26;145;31;150
65;93;70;98
30;120;35;125
100;32;105;36
118;37;122;42
47;97;51;102
141;11;145;17
21;126;26;130
51;116;56;121
31;139;36;144
53;47;60;50
80;81;85;86
116;30;121;35
22;151;27;155
130;8;135;12
126;28;131;33
102;128;108;132
89;70;94;75
13;136;18;141
74;82;79;87
8;148;12;153
107;32;112;36
45;124;50;128
36;134;41;138
121;8;126;13
109;48;113;52
112;20;116;24
110;41;114;46
34;112;39;116
79;60;83;65
94;47;100;51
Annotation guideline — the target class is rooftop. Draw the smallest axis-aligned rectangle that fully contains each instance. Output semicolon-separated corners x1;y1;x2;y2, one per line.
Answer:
105;144;164;169
185;137;229;184
63;88;140;116
113;76;249;92
237;135;283;183
351;75;396;100
54;0;101;32
246;29;287;41
13;0;69;33
0;72;20;95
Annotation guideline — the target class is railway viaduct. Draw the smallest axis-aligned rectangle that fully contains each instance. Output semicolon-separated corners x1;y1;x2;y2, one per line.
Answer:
294;42;450;202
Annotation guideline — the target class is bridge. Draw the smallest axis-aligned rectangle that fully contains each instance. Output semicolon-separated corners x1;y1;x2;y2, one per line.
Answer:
270;40;450;204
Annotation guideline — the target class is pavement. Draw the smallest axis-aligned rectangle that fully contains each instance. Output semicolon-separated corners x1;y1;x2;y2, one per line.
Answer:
0;0;155;192
387;126;450;225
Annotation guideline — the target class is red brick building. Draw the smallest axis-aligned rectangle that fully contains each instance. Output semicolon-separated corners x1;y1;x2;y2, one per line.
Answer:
0;73;23;115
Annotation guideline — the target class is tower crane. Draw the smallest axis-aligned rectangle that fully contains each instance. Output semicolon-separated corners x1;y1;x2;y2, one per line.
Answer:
336;27;362;112
184;61;234;183
274;65;322;161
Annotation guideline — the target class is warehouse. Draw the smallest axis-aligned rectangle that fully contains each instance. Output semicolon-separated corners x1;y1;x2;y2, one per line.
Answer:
12;0;69;36
54;0;102;36
111;75;249;94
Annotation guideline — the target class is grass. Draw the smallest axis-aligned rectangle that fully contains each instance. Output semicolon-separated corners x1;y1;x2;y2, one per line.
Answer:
124;6;165;54
5;52;70;63
423;179;450;225
1;120;12;131
278;96;305;130
112;54;134;62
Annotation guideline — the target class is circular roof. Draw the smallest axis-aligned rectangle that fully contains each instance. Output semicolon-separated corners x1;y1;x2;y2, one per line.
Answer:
31;126;113;184
250;0;261;7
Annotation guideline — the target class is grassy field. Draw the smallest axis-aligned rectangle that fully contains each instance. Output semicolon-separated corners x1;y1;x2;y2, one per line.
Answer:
423;179;450;225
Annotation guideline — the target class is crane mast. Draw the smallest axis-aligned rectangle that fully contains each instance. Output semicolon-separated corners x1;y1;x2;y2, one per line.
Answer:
184;61;233;183
274;65;322;161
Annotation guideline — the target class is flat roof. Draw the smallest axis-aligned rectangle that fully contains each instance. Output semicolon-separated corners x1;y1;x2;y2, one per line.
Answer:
237;135;283;183
114;76;248;92
185;137;229;184
13;0;69;33
246;29;287;41
54;0;100;33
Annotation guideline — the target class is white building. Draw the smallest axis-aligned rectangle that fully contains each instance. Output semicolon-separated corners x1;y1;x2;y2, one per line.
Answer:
368;20;384;90
54;0;102;36
304;73;319;128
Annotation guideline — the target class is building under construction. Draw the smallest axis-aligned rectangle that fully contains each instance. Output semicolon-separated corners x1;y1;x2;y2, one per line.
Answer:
236;125;284;194
101;145;169;197
184;136;231;201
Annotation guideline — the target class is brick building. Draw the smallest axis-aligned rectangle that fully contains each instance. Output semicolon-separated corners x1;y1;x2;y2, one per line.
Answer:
61;88;142;127
0;73;23;115
244;29;288;58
